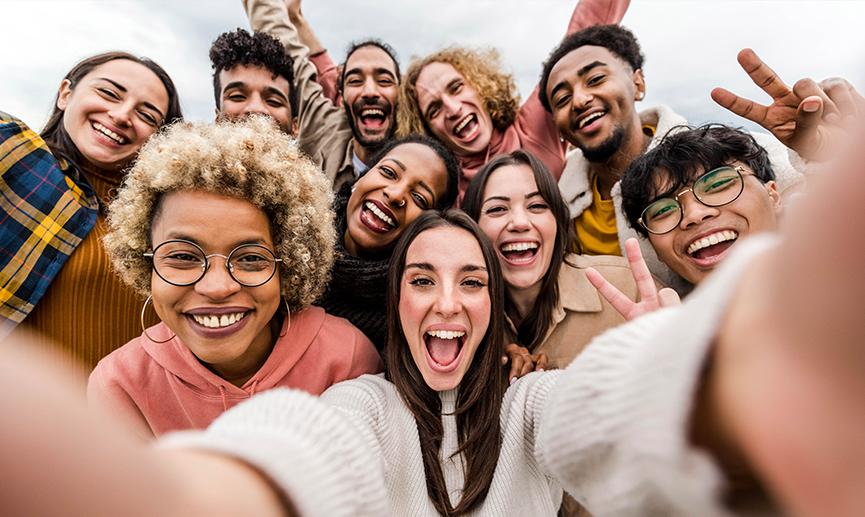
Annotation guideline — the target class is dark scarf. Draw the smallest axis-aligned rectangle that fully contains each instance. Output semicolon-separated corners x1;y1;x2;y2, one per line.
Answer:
319;182;390;352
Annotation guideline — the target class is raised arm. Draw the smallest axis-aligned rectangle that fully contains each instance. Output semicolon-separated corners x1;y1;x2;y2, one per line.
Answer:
286;0;340;103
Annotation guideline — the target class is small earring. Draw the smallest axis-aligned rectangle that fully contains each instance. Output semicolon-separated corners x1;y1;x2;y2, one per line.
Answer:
351;185;357;193
636;92;644;100
140;294;175;343
397;198;406;208
278;298;292;338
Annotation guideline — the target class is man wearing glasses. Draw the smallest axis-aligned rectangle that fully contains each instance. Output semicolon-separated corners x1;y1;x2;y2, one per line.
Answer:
538;23;859;289
620;124;781;290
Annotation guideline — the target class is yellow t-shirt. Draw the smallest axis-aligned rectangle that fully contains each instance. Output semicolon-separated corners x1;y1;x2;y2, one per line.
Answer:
574;176;621;256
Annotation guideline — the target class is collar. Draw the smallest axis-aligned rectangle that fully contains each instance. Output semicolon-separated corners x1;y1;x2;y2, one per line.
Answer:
351;148;369;177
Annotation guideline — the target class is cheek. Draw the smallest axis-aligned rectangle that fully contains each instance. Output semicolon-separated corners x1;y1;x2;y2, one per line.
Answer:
478;217;501;243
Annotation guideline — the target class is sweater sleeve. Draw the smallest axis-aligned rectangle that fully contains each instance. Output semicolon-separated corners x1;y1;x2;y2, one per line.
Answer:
516;0;630;181
309;51;340;104
159;382;390;517
535;236;779;516
243;0;348;180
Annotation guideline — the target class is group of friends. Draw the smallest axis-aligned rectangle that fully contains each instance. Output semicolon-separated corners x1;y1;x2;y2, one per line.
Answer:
1;0;864;515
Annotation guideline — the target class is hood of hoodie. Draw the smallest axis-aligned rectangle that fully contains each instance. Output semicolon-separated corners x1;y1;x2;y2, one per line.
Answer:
141;306;328;403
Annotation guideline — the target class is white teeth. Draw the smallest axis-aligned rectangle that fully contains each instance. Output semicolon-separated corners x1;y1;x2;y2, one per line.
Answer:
361;108;385;117
191;312;246;329
92;122;127;144
578;111;605;129
687;230;739;255
501;242;539;252
364;201;396;227
454;114;474;135
426;329;465;340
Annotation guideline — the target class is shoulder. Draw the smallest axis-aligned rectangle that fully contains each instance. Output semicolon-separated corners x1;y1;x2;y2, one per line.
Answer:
563;254;634;286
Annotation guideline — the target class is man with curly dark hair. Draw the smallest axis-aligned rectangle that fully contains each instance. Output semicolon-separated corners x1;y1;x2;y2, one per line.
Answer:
209;28;298;134
538;23;856;289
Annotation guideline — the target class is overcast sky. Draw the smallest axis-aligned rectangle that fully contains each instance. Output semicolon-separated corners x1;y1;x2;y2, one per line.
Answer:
3;0;864;134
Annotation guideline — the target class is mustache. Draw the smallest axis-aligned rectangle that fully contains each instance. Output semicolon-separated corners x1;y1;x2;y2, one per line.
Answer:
351;97;393;115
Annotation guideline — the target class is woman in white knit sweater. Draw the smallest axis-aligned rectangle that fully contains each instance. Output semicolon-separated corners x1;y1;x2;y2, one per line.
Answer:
4;127;865;515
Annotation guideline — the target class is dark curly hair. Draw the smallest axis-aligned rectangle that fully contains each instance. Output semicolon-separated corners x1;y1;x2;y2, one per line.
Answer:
539;24;644;112
621;124;775;237
209;28;297;117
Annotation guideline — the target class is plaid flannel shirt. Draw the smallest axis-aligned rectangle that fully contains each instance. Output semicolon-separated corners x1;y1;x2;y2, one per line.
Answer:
0;112;98;337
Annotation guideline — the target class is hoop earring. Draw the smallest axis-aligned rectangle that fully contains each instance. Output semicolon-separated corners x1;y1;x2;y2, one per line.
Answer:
140;294;175;343
278;298;292;338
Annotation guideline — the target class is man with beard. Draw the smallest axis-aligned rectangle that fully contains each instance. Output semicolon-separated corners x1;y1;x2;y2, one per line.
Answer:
537;24;854;287
210;29;298;135
243;0;399;191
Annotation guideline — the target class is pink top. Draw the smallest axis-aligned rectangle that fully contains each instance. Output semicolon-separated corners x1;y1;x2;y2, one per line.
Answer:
87;306;382;438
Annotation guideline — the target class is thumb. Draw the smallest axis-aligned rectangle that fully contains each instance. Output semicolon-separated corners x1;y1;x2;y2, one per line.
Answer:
790;96;825;158
658;287;681;308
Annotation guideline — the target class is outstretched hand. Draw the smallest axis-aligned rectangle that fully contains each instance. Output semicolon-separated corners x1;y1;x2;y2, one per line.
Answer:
586;238;680;321
711;48;864;161
502;343;548;385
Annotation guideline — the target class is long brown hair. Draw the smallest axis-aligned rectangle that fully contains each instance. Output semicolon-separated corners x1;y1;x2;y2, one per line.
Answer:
41;51;183;171
461;150;573;351
385;210;507;515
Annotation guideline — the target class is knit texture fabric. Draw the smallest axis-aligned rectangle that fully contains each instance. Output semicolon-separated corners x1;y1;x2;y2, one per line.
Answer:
318;182;389;350
162;236;779;516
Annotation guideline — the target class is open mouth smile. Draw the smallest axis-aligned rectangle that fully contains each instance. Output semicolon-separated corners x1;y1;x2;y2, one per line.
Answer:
685;229;739;267
574;109;606;132
360;199;397;233
357;106;389;130
453;113;479;140
499;241;539;265
92;121;129;145
424;328;466;372
185;308;252;338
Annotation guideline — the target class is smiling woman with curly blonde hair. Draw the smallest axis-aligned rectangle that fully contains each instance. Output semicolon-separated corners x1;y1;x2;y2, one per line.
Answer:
89;116;382;438
396;0;629;202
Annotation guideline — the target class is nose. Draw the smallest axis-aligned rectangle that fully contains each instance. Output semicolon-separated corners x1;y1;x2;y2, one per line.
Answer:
506;206;531;232
194;256;242;299
108;101;134;127
433;283;462;318
678;191;719;229
570;87;593;111
383;181;408;208
243;94;268;115
361;77;380;98
442;95;461;118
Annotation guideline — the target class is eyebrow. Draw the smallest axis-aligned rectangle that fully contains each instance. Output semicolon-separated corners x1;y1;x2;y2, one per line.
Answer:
97;77;166;119
405;263;488;272
548;60;606;102
481;190;542;206
345;67;396;79
161;233;269;248
222;81;289;102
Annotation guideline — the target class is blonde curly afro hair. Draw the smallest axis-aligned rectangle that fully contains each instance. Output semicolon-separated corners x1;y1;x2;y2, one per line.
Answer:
103;116;335;311
398;47;520;139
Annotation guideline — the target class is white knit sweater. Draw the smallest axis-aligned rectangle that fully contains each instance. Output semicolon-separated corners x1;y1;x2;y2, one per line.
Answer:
163;236;778;516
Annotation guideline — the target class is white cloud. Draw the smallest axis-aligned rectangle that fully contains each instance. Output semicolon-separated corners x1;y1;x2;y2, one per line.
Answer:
3;0;863;131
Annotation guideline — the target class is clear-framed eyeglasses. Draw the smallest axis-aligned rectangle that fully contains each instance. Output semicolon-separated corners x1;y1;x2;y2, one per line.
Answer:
144;239;283;287
638;165;752;235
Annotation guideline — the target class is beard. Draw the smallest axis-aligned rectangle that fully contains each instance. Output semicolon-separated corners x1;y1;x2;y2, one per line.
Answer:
345;98;396;149
579;125;625;163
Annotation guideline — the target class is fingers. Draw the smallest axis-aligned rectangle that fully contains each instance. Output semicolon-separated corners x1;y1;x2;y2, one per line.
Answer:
711;87;768;126
819;77;865;120
793;78;839;120
737;48;792;101
624;238;657;304
504;343;534;384
586;266;635;319
658;287;681;308
533;353;548;372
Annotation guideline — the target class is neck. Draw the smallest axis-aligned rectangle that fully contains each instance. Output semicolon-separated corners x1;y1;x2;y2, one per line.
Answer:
352;140;374;165
208;319;278;388
507;282;541;324
588;119;651;200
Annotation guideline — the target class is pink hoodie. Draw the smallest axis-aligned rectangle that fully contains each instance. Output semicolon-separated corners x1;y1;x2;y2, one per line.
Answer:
88;306;382;438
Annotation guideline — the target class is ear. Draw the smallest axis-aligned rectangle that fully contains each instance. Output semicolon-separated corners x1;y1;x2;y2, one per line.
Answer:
290;118;298;136
765;180;783;213
56;79;73;111
633;69;646;101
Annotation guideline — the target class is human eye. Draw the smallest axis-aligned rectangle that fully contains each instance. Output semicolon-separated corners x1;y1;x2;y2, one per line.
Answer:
408;275;434;287
345;75;363;87
411;191;431;209
378;76;395;86
266;97;287;107
426;104;440;120
378;165;397;179
461;276;487;289
226;92;246;102
160;251;203;269
451;81;463;94
646;200;679;221
553;92;571;109
528;201;549;212
697;169;740;194
97;87;120;100
483;204;506;216
232;251;272;272
137;109;158;126
587;74;606;86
